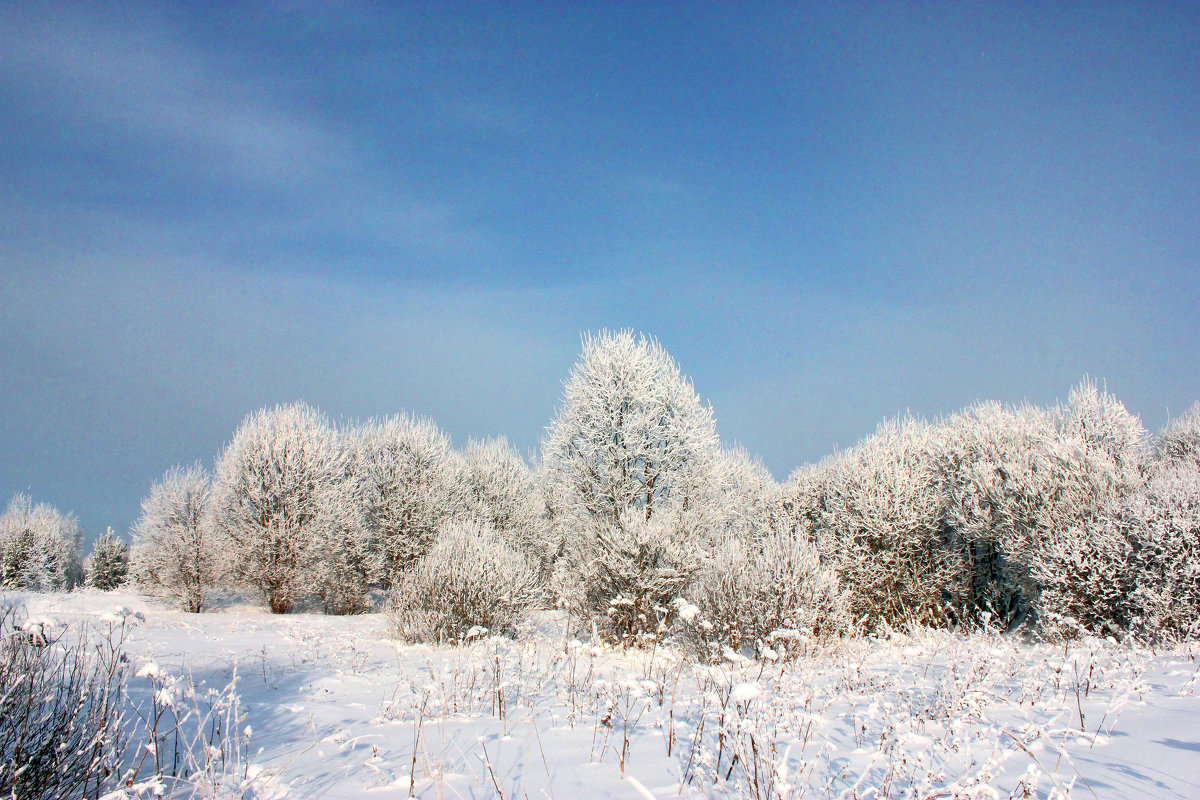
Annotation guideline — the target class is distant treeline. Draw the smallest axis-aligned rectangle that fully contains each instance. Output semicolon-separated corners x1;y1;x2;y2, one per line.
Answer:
4;330;1198;649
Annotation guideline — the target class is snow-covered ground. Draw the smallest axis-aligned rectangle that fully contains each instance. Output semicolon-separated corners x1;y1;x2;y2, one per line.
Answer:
10;590;1200;799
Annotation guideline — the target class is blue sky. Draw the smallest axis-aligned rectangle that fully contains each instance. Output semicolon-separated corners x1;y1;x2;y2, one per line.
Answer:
2;2;1197;539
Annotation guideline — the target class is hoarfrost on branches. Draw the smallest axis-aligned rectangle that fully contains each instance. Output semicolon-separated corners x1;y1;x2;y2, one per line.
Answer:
212;403;353;614
1152;401;1200;473
542;330;719;530
130;464;223;613
350;413;459;582
390;520;542;644
0;493;83;591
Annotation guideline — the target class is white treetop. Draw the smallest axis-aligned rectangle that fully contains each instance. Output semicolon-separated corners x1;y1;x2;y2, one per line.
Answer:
542;330;719;529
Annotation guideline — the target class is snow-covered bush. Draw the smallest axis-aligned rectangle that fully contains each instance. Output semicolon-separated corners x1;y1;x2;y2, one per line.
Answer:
555;507;705;646
703;446;781;545
212;403;354;614
390;521;541;644
1021;383;1146;633
689;521;849;657
0;603;130;799
0;493;83;591
130;464;224;613
774;380;1146;633
458;437;549;564
1129;468;1200;640
1031;514;1138;639
800;417;956;630
85;528;129;591
1152;402;1200;473
351;413;460;581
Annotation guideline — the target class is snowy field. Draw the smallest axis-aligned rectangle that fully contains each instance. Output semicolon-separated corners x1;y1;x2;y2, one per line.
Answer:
7;590;1200;800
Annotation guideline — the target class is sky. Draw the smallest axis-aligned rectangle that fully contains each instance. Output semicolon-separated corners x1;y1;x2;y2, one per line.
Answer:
2;2;1198;541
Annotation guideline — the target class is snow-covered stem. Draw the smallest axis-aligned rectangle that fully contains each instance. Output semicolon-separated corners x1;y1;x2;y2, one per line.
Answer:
0;602;132;799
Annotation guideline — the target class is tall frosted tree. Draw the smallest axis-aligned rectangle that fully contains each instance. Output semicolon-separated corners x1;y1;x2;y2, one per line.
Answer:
543;330;719;528
130;464;223;612
542;331;720;642
213;403;354;613
351;413;460;582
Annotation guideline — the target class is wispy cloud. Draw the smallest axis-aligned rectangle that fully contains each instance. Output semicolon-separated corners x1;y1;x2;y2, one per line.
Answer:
0;6;494;273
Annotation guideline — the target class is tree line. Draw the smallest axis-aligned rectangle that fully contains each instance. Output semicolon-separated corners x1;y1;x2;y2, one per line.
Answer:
3;330;1198;650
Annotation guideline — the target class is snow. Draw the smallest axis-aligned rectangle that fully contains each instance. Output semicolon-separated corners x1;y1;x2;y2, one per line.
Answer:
10;589;1200;799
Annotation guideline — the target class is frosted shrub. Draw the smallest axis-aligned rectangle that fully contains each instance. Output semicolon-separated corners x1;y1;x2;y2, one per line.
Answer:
459;437;549;564
691;521;849;657
213;403;355;614
351;414;460;581
1130;468;1200;640
0;494;83;591
0;603;130;799
806;417;957;630
85;528;129;591
704;446;781;545
558;507;704;646
932;401;1118;626
390;522;541;644
130;464;224;613
1022;383;1147;634
1031;515;1137;639
1152;402;1200;473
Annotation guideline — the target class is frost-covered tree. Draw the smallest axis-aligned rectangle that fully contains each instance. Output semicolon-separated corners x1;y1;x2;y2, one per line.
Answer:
213;403;353;613
542;331;720;640
542;331;719;530
390;521;542;644
351;413;460;582
1152;402;1200;473
84;527;129;591
0;494;82;591
458;437;548;563
130;464;224;613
